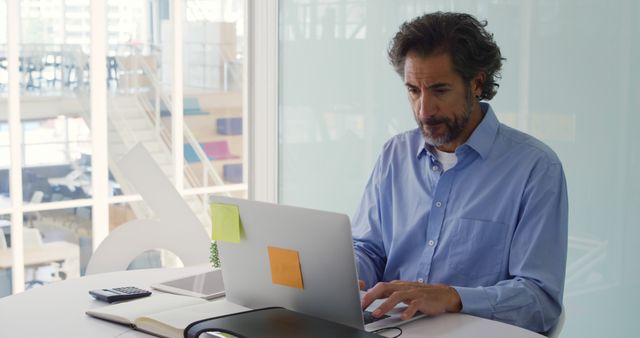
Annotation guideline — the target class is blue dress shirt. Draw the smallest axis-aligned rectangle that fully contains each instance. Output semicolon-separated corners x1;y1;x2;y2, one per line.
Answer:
352;103;568;333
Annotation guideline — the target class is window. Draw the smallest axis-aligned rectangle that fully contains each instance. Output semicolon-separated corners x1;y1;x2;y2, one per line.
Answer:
278;1;639;338
1;0;248;297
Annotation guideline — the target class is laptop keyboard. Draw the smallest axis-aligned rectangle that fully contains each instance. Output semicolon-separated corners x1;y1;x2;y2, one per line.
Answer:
363;310;390;324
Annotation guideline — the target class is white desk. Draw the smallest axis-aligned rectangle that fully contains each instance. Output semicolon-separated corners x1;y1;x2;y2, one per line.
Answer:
0;241;80;269
0;265;545;338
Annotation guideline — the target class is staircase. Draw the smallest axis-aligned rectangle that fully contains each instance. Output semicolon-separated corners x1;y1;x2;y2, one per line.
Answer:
6;44;236;229
107;94;215;227
69;49;229;228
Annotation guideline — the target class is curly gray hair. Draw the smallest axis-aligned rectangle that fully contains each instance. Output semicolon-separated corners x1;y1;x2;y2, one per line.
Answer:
388;12;505;100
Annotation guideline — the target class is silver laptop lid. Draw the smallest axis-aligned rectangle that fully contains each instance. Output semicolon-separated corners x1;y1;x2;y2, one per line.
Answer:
211;196;364;329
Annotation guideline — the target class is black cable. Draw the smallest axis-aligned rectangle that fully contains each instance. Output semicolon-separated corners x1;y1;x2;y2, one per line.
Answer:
372;326;402;338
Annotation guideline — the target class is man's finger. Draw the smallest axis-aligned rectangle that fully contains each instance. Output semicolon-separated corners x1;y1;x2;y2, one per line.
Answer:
361;282;405;309
400;301;420;320
361;281;434;310
371;289;416;317
390;280;422;287
358;280;366;291
361;282;387;309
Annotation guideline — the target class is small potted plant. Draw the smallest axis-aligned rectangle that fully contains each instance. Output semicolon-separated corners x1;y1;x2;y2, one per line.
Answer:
209;241;221;268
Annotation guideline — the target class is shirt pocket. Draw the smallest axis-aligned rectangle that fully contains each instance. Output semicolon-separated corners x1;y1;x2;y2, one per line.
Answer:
445;218;507;279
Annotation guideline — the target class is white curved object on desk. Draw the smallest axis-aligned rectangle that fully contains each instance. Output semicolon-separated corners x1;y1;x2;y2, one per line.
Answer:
85;143;210;275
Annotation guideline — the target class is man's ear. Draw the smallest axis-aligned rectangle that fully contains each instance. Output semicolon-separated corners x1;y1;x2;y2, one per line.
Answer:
472;72;486;98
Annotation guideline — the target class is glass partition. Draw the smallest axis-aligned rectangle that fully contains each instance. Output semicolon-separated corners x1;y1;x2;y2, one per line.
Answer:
182;0;246;192
0;0;10;297
105;0;169;196
20;0;92;203
0;0;7;208
0;215;11;297
279;1;640;337
0;0;250;298
15;0;92;288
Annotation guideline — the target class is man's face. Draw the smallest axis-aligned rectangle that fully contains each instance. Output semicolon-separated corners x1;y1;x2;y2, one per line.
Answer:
404;52;481;151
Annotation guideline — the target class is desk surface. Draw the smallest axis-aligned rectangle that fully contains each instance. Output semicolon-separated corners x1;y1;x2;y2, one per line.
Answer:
0;265;545;338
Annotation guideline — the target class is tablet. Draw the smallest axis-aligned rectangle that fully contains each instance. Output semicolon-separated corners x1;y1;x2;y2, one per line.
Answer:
151;269;225;300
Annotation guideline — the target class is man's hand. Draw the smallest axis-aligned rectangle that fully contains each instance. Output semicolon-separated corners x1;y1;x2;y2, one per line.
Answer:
361;281;462;320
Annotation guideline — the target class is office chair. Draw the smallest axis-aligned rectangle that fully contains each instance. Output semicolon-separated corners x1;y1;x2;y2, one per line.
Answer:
24;191;44;225
106;56;118;88
23;228;46;288
0;229;6;249
23;227;44;248
23;227;73;288
47;169;84;192
36;223;79;245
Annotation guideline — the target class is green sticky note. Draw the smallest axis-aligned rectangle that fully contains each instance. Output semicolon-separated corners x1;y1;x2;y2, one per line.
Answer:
211;203;241;243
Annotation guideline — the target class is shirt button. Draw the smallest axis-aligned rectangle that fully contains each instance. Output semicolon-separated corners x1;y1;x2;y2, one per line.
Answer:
435;201;442;208
428;240;435;246
417;278;424;283
431;165;439;172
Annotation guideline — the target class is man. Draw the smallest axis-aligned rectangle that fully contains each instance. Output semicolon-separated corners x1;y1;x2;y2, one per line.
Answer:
353;12;568;334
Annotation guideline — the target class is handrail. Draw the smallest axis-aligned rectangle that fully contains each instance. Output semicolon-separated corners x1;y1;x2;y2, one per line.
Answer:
134;53;228;191
4;43;89;95
134;91;198;188
0;42;241;93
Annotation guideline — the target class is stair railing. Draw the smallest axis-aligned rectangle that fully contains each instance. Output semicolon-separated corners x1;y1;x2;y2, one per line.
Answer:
134;53;228;191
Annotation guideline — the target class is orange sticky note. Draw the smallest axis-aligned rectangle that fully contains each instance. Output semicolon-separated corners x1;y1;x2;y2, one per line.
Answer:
267;246;304;289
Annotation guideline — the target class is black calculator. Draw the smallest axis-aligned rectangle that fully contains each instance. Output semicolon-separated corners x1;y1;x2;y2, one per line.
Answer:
89;286;152;303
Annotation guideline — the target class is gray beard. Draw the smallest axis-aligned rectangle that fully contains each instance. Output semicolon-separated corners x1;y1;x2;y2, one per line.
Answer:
420;91;474;147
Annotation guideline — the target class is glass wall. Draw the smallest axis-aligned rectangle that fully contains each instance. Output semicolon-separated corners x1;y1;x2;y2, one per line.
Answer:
0;0;7;207
0;216;11;297
0;0;9;298
181;0;246;192
15;0;92;295
20;0;92;204
106;0;167;198
0;0;248;296
101;0;247;272
279;1;639;337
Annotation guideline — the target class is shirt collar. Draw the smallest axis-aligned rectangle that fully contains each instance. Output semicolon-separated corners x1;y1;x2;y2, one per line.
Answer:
415;102;499;160
463;102;499;160
416;136;430;160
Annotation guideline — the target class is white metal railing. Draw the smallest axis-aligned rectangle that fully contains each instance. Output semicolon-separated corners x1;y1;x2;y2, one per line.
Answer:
133;54;228;190
119;51;238;226
0;43;89;95
0;42;242;94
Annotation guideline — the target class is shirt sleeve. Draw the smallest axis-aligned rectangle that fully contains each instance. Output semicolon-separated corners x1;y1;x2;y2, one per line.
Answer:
352;154;387;289
454;160;568;334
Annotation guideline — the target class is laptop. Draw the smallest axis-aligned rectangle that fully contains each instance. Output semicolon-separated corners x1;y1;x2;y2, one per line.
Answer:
211;196;425;332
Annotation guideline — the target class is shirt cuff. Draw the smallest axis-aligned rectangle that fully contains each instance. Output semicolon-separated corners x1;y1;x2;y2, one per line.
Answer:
453;286;494;318
354;250;377;289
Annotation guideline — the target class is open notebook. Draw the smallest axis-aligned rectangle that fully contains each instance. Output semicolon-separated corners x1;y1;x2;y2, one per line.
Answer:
86;293;249;338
